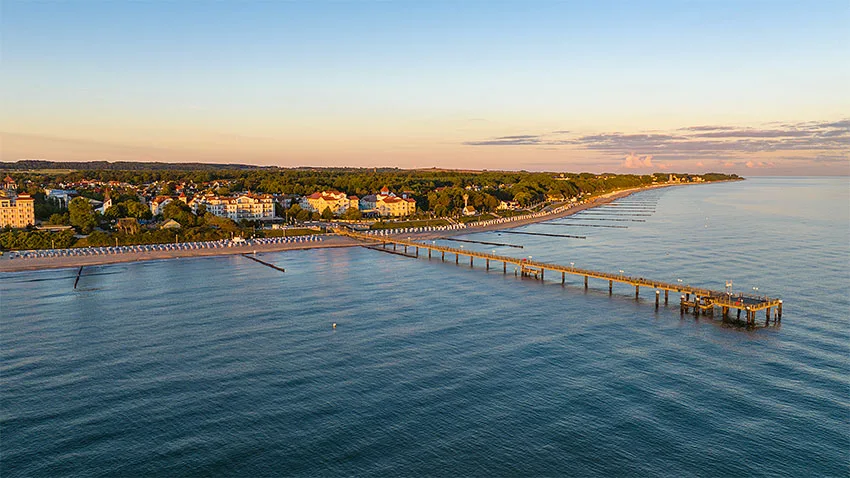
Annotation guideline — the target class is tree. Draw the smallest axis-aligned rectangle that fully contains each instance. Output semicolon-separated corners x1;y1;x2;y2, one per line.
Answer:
321;206;334;220
68;197;97;234
125;201;152;220
341;207;362;220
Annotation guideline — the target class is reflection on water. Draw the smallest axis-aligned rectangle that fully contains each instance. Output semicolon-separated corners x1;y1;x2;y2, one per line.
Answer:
1;178;848;477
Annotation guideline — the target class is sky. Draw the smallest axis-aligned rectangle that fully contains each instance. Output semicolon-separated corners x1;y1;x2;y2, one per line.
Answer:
1;0;848;175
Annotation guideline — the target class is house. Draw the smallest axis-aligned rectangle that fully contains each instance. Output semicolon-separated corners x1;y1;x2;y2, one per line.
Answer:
498;200;520;210
0;191;35;228
160;219;182;229
462;205;477;216
3;176;17;193
149;196;174;216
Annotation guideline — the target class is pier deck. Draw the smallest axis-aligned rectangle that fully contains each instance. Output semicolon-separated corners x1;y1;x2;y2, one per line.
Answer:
341;231;782;327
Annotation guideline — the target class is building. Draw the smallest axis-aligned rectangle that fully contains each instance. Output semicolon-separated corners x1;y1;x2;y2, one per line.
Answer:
358;186;416;217
3;176;17;193
302;191;358;215
376;195;416;217
498;200;520;210
45;189;78;208
149;196;173;216
0;191;35;228
191;193;275;221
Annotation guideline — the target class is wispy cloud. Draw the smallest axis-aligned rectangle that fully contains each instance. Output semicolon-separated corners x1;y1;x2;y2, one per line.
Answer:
464;135;542;146
463;119;850;166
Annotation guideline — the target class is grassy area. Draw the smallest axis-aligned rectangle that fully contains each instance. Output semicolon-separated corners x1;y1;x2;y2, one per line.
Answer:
370;219;451;230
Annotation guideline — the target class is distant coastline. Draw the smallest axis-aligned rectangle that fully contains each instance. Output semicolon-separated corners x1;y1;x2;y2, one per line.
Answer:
0;181;726;273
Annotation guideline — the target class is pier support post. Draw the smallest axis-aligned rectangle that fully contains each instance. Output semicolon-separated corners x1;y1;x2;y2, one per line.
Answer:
428;249;431;259
655;290;660;308
766;308;770;326
584;276;588;290
737;309;741;320
680;295;686;315
441;251;445;261
609;280;613;295
486;259;490;270
562;272;565;285
664;290;669;305
415;247;418;257
404;245;407;253
540;269;544;281
456;254;459;264
470;256;473;267
635;285;640;300
503;262;507;274
777;301;782;322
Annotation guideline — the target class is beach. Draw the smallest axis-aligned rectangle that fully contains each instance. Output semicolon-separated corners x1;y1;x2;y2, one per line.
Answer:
0;183;691;273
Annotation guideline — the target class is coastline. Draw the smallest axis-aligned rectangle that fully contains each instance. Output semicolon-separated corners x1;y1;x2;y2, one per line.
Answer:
0;181;721;273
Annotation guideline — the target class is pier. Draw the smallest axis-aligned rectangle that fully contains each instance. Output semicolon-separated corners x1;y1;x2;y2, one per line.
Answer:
341;231;782;328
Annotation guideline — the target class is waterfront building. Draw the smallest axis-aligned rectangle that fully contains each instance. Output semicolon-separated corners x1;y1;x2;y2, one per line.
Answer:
303;190;358;215
191;193;275;221
0;191;35;229
359;186;416;217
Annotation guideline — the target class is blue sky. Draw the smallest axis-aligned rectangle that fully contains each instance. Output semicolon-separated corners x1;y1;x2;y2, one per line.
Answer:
1;0;848;174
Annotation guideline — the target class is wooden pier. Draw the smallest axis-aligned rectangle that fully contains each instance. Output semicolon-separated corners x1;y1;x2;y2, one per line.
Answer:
341;231;783;328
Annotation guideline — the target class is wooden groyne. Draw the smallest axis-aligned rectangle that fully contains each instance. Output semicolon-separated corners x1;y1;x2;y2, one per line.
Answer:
340;231;783;328
500;231;586;239
73;266;83;289
537;223;628;229
439;238;524;248
242;253;286;272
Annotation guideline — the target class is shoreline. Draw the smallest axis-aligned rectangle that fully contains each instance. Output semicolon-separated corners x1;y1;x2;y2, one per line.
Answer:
0;181;721;273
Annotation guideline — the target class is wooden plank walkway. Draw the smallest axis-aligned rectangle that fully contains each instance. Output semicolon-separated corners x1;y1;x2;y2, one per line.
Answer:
340;230;783;327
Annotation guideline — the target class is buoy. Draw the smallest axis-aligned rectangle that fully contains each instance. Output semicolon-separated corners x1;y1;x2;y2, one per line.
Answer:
332;323;337;329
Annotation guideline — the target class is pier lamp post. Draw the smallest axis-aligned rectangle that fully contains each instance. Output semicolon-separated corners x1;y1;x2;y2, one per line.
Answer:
619;269;624;277
570;262;575;270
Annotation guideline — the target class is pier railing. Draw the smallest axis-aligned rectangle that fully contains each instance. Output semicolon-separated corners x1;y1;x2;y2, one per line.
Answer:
339;230;783;327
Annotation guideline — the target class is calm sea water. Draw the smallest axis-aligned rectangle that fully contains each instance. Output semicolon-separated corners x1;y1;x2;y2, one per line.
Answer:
2;177;848;477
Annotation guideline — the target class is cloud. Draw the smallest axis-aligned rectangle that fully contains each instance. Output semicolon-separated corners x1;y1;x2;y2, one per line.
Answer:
463;118;850;164
695;161;705;167
621;153;655;169
464;135;541;146
745;161;776;168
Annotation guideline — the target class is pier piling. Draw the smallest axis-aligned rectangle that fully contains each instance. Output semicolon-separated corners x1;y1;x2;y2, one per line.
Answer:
347;231;783;328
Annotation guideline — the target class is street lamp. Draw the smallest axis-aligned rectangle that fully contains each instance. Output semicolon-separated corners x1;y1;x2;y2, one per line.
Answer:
619;269;624;276
570;262;575;270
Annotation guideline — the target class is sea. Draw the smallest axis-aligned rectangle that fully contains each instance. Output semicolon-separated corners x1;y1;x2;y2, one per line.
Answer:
2;177;848;477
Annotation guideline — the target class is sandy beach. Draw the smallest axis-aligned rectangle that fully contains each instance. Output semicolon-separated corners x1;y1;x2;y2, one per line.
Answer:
0;183;689;273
